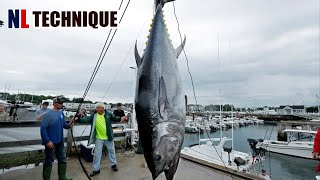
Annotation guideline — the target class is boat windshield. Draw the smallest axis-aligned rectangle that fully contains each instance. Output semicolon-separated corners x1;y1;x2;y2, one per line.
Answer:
288;132;315;142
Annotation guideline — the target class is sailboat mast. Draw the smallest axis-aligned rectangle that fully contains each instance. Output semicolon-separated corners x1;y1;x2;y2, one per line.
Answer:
318;96;320;120
231;105;234;150
3;84;7;100
16;90;20;101
318;55;320;120
218;33;222;140
6;84;10;100
219;89;222;139
230;40;234;150
31;91;34;103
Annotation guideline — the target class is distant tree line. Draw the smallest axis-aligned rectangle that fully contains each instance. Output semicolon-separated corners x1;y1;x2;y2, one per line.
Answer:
306;106;319;113
0;93;135;108
0;93;94;105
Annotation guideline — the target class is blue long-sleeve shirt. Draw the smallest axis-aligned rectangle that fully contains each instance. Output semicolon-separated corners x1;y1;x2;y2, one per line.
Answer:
40;109;70;145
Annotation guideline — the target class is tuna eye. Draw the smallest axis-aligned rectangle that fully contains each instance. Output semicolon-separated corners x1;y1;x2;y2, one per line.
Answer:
168;147;174;152
153;155;161;162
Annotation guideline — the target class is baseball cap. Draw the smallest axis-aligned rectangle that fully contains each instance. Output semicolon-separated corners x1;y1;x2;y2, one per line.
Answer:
53;97;64;104
42;102;49;105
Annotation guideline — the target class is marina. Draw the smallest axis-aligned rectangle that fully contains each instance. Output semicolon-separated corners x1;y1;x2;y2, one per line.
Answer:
0;0;319;179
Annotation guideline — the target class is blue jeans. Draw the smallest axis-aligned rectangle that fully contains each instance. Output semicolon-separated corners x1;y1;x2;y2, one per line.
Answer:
93;139;117;171
43;142;66;167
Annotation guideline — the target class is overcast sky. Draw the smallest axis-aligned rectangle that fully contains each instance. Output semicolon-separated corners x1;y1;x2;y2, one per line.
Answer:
0;0;319;107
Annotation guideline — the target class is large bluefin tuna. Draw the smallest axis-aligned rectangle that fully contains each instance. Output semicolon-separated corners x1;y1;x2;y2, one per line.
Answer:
134;0;186;179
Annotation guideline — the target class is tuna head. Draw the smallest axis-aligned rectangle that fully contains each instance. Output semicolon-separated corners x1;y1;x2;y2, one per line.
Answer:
152;124;185;180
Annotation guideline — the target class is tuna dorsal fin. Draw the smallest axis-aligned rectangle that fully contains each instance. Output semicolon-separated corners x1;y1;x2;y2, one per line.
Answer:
134;41;142;67
159;77;169;119
175;35;186;58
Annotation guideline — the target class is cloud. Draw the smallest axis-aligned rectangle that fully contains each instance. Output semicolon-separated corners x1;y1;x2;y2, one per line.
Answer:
4;70;24;74
0;0;319;107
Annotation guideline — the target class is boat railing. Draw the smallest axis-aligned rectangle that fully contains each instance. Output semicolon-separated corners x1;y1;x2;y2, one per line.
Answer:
0;120;133;155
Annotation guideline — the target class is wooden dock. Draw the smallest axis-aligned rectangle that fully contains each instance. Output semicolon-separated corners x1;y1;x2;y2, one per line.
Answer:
0;154;263;180
180;153;263;180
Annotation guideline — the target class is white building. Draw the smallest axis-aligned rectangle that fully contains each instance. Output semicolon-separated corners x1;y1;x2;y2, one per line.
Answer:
278;105;305;115
187;104;204;112
105;104;111;110
62;102;111;110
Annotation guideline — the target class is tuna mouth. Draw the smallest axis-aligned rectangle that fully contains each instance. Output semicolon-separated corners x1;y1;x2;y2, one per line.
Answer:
153;155;173;166
152;161;173;178
152;162;174;180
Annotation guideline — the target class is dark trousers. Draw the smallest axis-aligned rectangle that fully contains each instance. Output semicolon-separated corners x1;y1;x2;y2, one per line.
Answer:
43;142;67;167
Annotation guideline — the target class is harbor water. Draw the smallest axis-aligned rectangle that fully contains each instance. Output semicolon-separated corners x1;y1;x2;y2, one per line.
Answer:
183;124;319;180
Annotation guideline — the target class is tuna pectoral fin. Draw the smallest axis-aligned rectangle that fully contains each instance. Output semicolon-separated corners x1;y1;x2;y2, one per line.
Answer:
175;35;186;58
159;77;170;119
135;41;142;67
164;158;180;180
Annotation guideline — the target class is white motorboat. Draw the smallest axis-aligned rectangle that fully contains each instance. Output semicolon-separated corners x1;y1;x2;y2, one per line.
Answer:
185;123;199;133
181;137;257;172
251;116;264;124
26;107;37;112
256;128;316;159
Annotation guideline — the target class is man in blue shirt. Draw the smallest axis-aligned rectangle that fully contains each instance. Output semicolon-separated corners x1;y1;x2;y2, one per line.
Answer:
40;97;74;180
35;101;49;121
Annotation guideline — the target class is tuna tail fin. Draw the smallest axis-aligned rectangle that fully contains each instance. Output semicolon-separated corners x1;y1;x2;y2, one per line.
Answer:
164;158;180;180
155;0;175;8
134;41;142;67
175;35;186;58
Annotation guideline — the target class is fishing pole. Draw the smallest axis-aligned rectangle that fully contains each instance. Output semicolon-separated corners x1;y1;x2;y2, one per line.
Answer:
100;16;148;102
69;0;132;179
82;0;129;101
73;12;148;162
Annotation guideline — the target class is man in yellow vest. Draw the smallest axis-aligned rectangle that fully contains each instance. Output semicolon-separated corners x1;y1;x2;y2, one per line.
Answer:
79;102;128;177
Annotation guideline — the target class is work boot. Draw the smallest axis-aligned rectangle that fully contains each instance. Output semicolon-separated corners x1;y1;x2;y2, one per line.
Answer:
90;170;100;177
111;165;118;171
43;165;52;180
58;162;72;180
